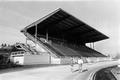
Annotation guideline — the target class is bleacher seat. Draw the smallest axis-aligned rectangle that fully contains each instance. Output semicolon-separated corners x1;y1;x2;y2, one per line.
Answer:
39;40;105;58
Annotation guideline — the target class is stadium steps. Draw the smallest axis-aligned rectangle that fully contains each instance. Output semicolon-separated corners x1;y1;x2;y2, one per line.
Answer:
23;32;105;57
65;44;105;57
42;43;64;57
52;42;105;57
40;41;104;57
63;44;93;57
35;37;64;58
82;46;106;57
52;42;81;57
16;43;35;55
23;33;60;58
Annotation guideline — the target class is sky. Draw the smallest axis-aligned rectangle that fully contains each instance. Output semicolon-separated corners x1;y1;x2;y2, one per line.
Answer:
0;0;120;57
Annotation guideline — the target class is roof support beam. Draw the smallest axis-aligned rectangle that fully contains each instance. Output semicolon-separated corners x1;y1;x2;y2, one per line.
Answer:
48;14;70;26
62;23;85;34
79;30;99;38
64;29;94;38
22;8;109;44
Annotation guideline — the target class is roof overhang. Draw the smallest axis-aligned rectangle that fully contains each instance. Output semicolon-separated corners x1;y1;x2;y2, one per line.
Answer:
21;8;109;43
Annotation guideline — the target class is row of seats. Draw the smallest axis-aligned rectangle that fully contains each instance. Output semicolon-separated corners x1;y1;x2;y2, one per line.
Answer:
67;44;105;57
43;42;64;57
52;42;81;57
39;39;105;57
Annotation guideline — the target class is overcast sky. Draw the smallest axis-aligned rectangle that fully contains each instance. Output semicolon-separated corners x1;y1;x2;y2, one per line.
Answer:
0;1;119;57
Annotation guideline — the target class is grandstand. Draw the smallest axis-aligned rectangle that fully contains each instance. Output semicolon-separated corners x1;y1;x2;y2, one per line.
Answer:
21;8;109;64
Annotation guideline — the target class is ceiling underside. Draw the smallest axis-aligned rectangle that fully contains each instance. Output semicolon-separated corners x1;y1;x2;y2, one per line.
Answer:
23;8;109;43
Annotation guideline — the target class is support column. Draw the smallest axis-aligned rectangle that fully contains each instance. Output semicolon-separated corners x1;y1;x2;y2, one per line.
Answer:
46;29;48;41
93;42;94;49
49;53;51;64
35;24;38;48
26;38;28;45
90;43;92;48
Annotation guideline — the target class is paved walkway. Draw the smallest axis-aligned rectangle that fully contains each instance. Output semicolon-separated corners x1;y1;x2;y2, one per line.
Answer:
0;60;119;80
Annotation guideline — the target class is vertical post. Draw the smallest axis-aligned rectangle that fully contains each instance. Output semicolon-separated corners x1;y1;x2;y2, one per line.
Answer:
35;24;37;48
49;53;51;64
26;38;27;45
25;29;28;45
60;56;61;64
46;29;48;41
93;42;94;49
90;43;92;48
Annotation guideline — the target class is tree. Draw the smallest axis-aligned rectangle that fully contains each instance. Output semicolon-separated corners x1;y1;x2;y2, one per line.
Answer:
1;43;7;48
1;43;4;48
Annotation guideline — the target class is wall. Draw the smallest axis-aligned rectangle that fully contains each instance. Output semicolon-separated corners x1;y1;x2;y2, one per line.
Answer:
60;57;71;64
51;57;61;64
24;53;50;65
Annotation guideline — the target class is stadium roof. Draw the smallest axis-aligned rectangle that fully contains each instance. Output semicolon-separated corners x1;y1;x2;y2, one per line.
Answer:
22;8;109;43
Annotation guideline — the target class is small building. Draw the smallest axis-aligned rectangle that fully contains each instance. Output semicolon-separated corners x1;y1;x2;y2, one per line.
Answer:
10;45;26;65
10;43;51;65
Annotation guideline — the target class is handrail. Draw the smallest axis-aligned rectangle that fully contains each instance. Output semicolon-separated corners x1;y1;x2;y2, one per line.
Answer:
37;38;63;57
22;32;59;58
16;43;34;55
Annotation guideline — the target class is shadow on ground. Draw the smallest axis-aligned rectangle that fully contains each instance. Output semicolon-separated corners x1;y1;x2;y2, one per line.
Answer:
94;65;117;80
